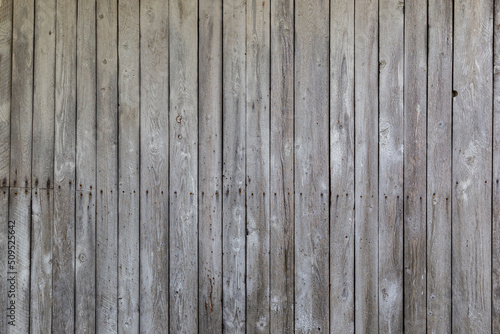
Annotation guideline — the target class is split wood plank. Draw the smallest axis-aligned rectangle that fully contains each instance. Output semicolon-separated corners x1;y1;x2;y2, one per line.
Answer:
294;0;330;332
452;0;493;332
427;0;453;332
96;0;119;331
199;0;223;332
354;0;379;331
0;0;12;186
222;0;247;332
330;0;355;331
0;189;8;333
118;0;140;332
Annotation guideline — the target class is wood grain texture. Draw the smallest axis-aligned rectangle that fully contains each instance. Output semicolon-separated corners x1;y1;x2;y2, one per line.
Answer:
378;0;404;332
118;0;140;332
452;0;493;332
53;0;77;331
494;0;500;331
427;0;452;332
7;189;31;333
30;189;52;334
222;0;246;332
10;0;33;189
169;0;198;332
96;0;118;332
32;0;55;188
75;0;97;330
270;0;294;332
0;189;8;332
294;0;329;332
199;0;223;332
354;0;379;331
246;0;270;332
0;0;12;186
330;0;354;331
139;0;169;331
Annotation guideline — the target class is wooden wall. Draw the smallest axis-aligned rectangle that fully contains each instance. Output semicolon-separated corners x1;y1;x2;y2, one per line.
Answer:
0;0;498;332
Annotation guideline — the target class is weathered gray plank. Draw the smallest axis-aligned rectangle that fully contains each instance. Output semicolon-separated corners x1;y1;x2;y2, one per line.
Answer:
246;0;270;332
294;0;329;332
0;0;12;186
330;0;354;331
32;0;55;188
270;0;294;332
494;0;500;330
10;0;33;188
96;0;118;331
30;189;52;334
118;0;140;332
7;189;31;333
53;0;77;331
0;189;8;332
452;0;493;332
222;0;246;332
354;0;379;331
75;0;96;331
427;0;452;332
139;0;169;331
169;0;198;332
199;0;223;332
378;0;404;332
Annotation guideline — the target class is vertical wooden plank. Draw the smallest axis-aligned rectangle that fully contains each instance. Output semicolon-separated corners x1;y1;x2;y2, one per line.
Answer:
330;0;354;331
270;0;294;332
32;0;55;188
354;0;378;331
139;0;169;331
199;0;223;332
493;0;500;330
0;0;12;186
53;0;77;331
453;0;493;332
246;0;270;332
222;0;246;332
7;189;31;333
118;0;140;332
30;189;52;334
378;0;404;332
10;0;33;188
427;0;452;332
96;0;118;332
75;0;96;331
0;190;8;333
294;0;329;332
169;0;198;332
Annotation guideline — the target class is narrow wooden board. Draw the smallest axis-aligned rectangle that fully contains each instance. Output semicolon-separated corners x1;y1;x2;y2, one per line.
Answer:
270;0;295;332
53;0;77;331
75;0;97;330
118;0;140;331
32;0;55;188
139;0;169;331
169;0;198;332
452;0;493;332
294;0;329;332
354;0;379;331
198;0;223;332
7;188;31;333
330;0;354;331
0;0;12;186
10;0;33;189
30;189;52;334
378;0;404;332
222;0;247;332
246;0;270;332
0;189;8;332
96;0;118;332
427;0;452;332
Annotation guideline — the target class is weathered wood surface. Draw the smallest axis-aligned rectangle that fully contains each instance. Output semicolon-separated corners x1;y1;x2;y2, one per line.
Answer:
0;1;499;333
